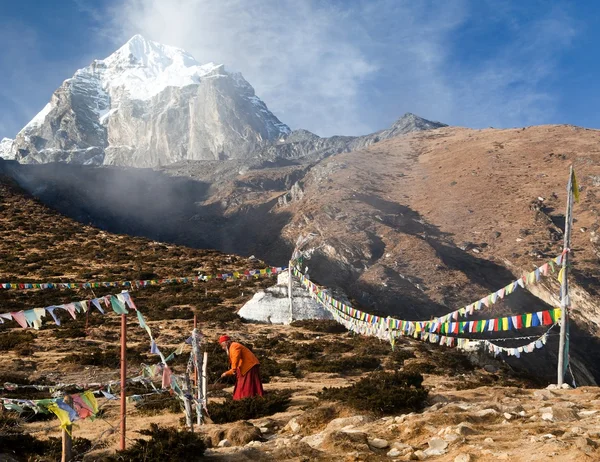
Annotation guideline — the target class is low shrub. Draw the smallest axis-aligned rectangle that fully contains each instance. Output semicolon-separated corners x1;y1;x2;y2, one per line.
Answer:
303;355;381;374
318;371;428;415
135;394;182;416
0;330;36;350
53;327;87;339
386;348;416;369
195;306;240;324
207;391;291;424
290;319;347;334
64;346;146;367
402;361;438;375
112;424;206;461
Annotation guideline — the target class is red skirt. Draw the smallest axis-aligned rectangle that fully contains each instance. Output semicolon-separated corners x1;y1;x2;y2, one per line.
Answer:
233;365;264;400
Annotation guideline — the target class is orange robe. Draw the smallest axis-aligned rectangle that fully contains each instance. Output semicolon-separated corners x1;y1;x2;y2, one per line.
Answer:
223;342;260;377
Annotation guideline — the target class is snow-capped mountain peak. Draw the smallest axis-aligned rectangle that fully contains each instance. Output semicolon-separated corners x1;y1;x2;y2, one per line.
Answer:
105;34;198;70
8;36;290;166
90;34;223;102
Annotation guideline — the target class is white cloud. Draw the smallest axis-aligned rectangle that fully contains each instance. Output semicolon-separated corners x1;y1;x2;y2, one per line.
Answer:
0;1;579;139
105;0;473;136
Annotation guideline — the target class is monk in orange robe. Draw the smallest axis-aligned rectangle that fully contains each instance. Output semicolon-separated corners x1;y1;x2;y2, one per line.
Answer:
219;335;264;400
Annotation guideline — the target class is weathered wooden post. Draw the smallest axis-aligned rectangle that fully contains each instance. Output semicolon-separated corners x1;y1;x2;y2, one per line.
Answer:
61;395;73;462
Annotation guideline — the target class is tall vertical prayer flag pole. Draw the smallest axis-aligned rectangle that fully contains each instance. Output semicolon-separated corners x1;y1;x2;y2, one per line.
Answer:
288;261;294;323
557;166;576;386
120;313;127;450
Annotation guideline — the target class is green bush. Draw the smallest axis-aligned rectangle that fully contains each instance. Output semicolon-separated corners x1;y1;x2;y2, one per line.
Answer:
206;391;291;424
112;424;206;461
318;371;428;415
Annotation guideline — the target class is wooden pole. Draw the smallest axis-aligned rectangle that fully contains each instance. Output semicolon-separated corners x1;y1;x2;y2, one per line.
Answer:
202;351;208;407
61;395;73;462
557;166;574;386
193;328;203;425
288;262;293;323
184;370;194;432
120;313;127;451
193;315;198;386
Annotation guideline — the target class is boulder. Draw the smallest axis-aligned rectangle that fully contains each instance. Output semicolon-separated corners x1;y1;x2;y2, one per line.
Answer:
454;455;473;462
325;415;372;432
368;437;389;449
285;417;301;433
218;439;231;447
225;421;262;446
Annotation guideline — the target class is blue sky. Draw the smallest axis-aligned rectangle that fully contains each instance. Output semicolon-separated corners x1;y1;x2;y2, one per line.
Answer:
0;0;598;139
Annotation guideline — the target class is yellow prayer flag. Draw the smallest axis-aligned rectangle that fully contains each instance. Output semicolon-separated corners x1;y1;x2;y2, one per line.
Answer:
572;169;580;203
553;308;562;321
502;317;508;331
557;267;565;284
48;403;73;435
82;390;99;414
525;313;532;328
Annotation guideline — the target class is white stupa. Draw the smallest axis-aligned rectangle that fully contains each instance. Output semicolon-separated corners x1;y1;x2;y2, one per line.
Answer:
238;270;333;324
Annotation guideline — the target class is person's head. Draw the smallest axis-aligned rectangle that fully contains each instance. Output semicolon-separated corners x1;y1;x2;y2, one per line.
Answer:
219;335;232;351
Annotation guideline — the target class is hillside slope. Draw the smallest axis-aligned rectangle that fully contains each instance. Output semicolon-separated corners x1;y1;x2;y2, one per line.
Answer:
1;171;600;461
3;124;600;385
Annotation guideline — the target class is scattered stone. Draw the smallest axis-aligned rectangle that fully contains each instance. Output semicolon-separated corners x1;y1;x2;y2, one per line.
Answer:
414;449;428;460
455;423;478;436
368;438;389;449
454;455;472;462
473;408;499;418
444;434;461;444
301;431;327;449
503;413;513;420
571;426;584;435
578;410;598;417
483;364;499;373
392;442;412;450
542;434;556;440
551;406;579;422
428;437;448;452
259;427;269;434
325;415;372;432
285;417;301;433
484;437;494;444
542;413;554;422
387;448;402;457
395;415;406;424
245;441;262;448
574;436;598;451
561;383;572;389
534;390;554;400
274;437;291;448
218;439;231;447
225;421;262;446
430;394;450;404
